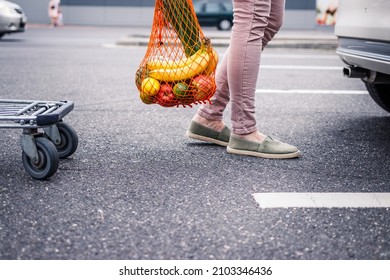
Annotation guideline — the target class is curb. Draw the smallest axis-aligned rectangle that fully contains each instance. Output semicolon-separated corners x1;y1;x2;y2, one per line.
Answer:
116;33;338;50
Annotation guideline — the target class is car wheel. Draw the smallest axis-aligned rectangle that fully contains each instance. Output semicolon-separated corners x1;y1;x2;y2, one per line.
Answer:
218;19;232;31
364;82;390;113
0;33;4;39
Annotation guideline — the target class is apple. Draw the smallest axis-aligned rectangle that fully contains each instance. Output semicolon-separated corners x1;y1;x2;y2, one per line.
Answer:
191;75;216;101
173;82;188;99
157;83;175;107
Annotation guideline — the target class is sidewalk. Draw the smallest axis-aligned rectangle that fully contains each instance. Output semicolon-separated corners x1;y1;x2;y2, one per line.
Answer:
116;26;338;50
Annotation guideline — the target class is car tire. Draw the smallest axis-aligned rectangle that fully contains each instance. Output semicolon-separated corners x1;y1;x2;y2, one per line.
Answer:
218;19;232;31
364;82;390;113
0;33;4;39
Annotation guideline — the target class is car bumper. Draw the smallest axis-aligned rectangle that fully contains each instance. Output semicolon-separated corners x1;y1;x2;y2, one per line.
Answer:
0;14;27;33
337;37;390;76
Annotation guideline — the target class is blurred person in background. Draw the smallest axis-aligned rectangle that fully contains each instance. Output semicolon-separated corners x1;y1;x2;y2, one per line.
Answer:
48;0;61;27
316;0;338;25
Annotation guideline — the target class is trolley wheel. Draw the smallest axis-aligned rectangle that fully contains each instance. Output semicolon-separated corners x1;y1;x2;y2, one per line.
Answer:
22;137;59;180
55;122;79;158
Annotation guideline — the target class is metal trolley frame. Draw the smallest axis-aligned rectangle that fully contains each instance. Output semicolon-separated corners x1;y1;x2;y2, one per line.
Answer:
0;99;78;179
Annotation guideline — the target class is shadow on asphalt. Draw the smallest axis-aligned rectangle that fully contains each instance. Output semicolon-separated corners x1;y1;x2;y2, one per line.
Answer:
0;38;25;43
338;115;390;139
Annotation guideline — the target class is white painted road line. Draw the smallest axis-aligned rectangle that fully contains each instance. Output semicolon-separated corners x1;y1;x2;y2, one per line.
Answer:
252;193;390;208
256;89;368;95
261;65;343;70
262;54;339;60
102;43;130;49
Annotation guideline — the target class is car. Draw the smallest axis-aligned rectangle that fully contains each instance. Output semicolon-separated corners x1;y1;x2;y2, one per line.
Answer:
335;0;390;113
193;0;233;31
0;0;27;39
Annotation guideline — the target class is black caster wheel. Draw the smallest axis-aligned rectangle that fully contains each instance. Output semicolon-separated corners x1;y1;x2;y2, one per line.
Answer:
55;122;79;159
22;137;59;180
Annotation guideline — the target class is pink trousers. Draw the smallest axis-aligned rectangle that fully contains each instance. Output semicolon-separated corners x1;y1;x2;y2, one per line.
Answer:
197;0;285;135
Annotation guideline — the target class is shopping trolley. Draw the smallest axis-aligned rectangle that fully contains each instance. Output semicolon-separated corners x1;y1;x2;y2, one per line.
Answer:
0;99;78;180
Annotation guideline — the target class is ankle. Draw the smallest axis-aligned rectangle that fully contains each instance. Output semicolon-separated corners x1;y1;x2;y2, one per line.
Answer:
233;131;266;143
193;114;225;132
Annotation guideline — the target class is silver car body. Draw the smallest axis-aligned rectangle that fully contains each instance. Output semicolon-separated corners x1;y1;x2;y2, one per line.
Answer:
335;0;390;76
0;0;27;37
335;0;390;113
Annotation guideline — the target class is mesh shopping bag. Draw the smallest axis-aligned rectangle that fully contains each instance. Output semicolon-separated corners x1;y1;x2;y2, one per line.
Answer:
135;0;218;107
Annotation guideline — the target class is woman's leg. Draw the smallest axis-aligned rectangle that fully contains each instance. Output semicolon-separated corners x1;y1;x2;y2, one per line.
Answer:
192;0;285;135
228;0;273;137
263;0;285;49
193;45;231;131
226;0;299;158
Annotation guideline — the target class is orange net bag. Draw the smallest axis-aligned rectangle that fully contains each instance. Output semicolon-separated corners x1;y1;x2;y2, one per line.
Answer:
135;0;218;107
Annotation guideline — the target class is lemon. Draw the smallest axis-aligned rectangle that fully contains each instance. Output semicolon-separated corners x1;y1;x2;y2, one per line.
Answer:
141;77;160;96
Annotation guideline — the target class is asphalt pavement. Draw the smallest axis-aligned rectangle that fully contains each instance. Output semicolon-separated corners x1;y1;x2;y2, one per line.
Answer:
0;25;389;262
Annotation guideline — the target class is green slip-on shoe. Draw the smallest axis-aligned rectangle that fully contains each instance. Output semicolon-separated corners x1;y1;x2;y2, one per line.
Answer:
227;135;300;159
186;121;231;147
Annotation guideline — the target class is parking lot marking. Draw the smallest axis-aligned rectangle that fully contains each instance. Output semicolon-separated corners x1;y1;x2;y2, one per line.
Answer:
263;54;339;60
256;89;367;95
261;65;343;70
102;43;130;49
252;193;390;208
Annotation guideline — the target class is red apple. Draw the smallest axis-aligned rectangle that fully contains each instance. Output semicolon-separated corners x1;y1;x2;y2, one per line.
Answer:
191;75;216;101
157;83;175;107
